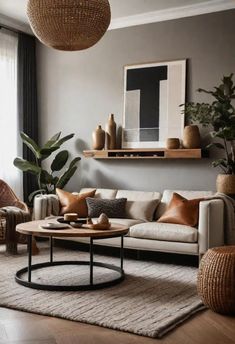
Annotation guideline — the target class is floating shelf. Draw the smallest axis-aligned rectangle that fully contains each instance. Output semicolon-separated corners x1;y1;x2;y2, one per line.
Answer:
83;148;204;160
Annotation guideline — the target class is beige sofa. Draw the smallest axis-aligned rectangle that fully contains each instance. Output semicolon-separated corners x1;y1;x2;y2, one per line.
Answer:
33;188;224;260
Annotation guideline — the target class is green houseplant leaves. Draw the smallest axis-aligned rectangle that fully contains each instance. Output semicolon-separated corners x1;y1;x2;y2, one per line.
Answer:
182;74;235;175
14;132;81;201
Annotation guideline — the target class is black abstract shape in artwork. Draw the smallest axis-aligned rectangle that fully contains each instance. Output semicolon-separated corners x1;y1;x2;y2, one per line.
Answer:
127;66;168;141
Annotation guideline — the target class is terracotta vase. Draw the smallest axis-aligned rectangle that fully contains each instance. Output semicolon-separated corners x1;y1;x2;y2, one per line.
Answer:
183;125;201;149
216;174;235;194
166;138;180;149
106;114;116;149
92;125;105;150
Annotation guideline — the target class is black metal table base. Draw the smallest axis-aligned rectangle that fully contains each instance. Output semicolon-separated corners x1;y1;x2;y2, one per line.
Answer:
15;234;125;291
15;261;125;291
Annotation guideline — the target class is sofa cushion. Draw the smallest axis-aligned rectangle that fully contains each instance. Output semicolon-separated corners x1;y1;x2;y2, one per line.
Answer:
157;193;203;227
116;190;161;221
129;222;198;243
116;189;161;201
125;199;160;222
56;189;96;217
156;190;214;218
86;198;127;218
80;188;117;199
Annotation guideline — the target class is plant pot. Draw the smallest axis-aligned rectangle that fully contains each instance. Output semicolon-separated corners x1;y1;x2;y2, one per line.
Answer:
216;174;235;194
183;125;201;149
92;125;105;150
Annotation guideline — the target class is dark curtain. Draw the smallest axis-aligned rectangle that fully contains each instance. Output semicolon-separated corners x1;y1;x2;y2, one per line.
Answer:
18;33;38;203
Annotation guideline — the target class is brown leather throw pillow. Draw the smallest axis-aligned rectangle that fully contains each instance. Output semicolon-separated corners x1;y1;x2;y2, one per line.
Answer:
157;193;204;227
56;188;96;217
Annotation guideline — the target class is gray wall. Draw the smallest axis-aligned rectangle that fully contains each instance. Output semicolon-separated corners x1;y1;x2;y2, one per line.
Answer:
37;10;235;193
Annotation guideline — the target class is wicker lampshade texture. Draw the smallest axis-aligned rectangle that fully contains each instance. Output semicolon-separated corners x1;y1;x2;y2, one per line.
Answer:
27;0;111;51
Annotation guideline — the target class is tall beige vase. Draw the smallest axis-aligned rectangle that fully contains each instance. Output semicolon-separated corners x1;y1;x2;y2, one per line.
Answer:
92;125;105;150
183;125;201;149
106;114;116;149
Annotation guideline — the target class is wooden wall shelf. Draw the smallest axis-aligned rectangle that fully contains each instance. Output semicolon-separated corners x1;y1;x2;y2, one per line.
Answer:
83;148;204;160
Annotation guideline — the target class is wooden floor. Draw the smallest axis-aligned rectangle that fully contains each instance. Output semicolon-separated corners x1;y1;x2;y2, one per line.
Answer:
0;307;235;344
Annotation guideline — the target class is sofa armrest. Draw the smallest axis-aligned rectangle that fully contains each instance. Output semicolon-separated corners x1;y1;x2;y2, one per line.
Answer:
198;199;224;254
33;194;60;220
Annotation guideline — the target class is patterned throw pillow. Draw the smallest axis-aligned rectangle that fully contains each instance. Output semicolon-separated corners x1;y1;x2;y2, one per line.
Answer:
86;198;127;218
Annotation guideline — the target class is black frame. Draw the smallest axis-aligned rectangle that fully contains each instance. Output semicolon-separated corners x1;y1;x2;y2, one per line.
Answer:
15;234;125;291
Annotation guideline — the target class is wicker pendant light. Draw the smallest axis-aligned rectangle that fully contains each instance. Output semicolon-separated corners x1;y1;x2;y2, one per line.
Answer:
27;0;111;51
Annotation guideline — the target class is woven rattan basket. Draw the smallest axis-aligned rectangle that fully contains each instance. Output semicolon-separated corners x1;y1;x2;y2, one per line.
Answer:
197;246;235;314
27;0;111;51
216;174;235;194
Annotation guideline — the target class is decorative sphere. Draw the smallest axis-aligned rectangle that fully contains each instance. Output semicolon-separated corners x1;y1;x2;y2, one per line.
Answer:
27;0;111;51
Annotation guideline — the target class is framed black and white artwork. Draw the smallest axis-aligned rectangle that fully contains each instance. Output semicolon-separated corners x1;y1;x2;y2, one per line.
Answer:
122;60;186;148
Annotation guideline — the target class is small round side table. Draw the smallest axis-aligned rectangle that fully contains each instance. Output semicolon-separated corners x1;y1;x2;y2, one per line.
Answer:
197;246;235;314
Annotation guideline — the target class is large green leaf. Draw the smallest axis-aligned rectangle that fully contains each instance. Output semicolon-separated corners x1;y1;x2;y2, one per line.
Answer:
40;170;53;184
40;146;60;160
43;132;61;149
51;150;69;172
20;132;41;159
207;142;225;150
52;133;74;147
13;158;41;174
56;166;77;189
68;157;81;169
212;159;228;168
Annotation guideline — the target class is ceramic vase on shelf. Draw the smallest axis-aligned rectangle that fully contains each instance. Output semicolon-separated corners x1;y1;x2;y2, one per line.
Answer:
106;114;116;149
92;125;105;150
166;138;180;149
216;174;235;195
183;125;201;149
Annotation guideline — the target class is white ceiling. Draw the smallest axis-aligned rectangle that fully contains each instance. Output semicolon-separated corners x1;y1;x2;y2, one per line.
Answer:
0;0;234;33
0;0;216;23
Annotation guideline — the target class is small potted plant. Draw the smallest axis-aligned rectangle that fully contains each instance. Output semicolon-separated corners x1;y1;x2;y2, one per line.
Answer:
182;74;235;194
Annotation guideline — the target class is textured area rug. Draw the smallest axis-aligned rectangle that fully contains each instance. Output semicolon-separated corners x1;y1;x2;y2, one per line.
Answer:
0;246;204;338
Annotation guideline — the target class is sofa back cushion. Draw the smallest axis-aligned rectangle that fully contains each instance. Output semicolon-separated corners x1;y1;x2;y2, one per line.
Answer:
116;190;161;221
156;190;214;219
80;188;117;199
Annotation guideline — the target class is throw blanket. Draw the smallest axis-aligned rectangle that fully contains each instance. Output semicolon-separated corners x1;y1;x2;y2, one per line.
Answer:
204;193;235;245
0;206;31;254
216;193;235;245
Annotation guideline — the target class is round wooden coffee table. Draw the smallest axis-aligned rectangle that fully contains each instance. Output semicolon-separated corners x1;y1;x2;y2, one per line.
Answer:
15;219;129;291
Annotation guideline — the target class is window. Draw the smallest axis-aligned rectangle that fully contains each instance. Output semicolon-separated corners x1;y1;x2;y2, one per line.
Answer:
0;29;22;198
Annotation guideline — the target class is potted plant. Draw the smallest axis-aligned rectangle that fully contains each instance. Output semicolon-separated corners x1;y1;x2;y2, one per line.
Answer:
182;74;235;194
14;131;81;201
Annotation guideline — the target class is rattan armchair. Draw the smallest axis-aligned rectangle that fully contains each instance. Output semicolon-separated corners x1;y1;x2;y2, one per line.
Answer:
0;179;38;254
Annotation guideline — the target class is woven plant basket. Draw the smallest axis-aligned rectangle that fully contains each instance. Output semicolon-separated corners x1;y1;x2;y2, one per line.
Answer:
216;174;235;194
197;246;235;314
27;0;111;51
